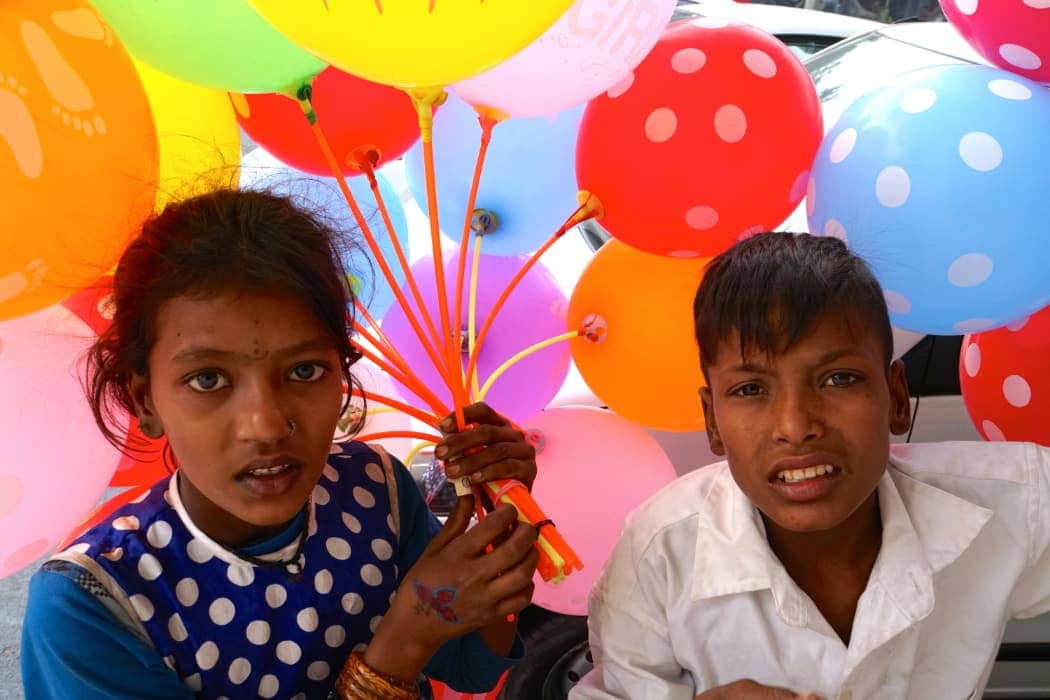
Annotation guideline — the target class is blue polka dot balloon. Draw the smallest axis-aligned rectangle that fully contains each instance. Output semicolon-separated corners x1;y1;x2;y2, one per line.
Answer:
808;65;1050;336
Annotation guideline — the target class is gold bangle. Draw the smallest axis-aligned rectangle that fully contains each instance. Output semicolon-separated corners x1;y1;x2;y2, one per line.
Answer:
334;651;420;699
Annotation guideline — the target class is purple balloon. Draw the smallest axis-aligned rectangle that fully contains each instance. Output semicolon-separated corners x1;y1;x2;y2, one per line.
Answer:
381;252;570;422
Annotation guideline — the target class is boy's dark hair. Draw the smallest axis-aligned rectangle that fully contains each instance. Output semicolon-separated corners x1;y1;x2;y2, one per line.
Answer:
86;188;365;451
693;232;893;375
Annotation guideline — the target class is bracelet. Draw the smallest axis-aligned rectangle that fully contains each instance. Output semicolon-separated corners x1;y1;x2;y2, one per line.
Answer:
334;651;420;699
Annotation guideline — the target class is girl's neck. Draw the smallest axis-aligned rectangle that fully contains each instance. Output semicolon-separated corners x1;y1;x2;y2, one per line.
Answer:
176;472;296;548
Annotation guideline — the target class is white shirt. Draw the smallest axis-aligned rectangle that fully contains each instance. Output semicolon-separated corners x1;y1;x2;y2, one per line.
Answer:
572;442;1050;700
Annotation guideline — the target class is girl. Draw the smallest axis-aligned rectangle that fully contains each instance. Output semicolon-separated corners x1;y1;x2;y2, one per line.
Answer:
21;189;540;699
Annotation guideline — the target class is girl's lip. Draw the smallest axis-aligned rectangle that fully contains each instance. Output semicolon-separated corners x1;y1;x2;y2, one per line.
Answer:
237;455;301;477
236;463;303;498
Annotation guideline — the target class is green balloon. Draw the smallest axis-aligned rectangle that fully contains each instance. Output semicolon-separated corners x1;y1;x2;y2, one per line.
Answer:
91;0;326;93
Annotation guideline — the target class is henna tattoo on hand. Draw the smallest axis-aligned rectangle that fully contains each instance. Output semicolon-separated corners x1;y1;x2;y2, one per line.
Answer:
412;579;461;624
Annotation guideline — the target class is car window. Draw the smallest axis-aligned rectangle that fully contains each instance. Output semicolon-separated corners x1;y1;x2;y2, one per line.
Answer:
806;32;970;131
777;34;841;59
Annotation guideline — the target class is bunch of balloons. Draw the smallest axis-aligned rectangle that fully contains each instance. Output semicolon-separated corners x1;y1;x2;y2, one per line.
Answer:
4;0;1049;648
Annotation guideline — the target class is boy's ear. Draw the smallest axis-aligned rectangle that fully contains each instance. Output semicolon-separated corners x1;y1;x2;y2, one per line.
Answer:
699;386;726;456
887;359;912;436
129;372;165;439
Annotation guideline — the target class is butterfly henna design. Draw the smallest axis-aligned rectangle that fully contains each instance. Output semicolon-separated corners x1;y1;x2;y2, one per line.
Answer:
413;579;461;624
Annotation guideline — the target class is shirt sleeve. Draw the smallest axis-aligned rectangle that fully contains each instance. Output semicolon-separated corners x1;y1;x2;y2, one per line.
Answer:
1009;443;1050;619
571;531;695;699
21;565;193;700
392;456;524;693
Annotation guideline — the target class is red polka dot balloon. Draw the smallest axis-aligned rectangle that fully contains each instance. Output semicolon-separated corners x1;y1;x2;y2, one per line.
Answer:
575;18;822;258
940;0;1050;83
959;304;1050;445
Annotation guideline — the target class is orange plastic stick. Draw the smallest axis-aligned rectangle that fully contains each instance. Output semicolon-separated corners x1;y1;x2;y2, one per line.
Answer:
452;114;498;405
358;431;441;443
354;302;458;412
358;160;446;369
353;342;449;417
408;89;469;431
308;119;452;400
351;389;439;429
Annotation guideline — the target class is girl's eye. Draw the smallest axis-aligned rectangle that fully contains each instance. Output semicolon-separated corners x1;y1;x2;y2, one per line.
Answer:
825;372;860;388
289;363;326;382
731;382;765;397
187;371;229;393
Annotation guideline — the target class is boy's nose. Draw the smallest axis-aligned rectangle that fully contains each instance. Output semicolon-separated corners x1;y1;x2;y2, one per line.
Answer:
772;389;825;445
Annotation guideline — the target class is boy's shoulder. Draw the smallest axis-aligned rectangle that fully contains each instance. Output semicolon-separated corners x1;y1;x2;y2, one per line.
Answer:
889;440;1045;486
620;461;737;548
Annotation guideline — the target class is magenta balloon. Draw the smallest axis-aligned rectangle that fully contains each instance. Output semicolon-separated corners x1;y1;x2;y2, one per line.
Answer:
525;407;677;616
380;252;571;422
0;306;120;579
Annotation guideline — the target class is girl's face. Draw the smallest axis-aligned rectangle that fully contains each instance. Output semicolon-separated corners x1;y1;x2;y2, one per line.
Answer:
132;288;344;545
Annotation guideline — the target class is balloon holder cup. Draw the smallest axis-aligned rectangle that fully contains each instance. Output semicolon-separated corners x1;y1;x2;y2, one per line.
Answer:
580;314;608;344
347;145;381;173
470;209;500;236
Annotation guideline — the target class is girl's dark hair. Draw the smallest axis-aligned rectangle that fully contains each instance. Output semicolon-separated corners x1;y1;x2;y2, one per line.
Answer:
87;188;365;450
693;232;893;375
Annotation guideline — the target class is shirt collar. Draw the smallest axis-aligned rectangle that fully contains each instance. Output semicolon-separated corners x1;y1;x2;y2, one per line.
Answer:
689;462;993;620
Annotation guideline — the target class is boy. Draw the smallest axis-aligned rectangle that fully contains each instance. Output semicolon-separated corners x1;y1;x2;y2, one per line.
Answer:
572;233;1050;699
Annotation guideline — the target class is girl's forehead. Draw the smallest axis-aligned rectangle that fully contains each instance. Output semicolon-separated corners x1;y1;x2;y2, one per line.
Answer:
152;290;336;358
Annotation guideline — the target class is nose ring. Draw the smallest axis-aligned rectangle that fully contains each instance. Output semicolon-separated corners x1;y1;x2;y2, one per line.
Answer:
286;419;296;438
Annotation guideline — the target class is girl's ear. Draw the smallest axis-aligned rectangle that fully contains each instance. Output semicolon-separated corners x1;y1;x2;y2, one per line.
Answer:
129;372;164;439
700;386;725;456
887;359;912;436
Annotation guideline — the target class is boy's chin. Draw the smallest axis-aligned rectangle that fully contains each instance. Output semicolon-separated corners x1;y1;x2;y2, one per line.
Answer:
759;503;857;535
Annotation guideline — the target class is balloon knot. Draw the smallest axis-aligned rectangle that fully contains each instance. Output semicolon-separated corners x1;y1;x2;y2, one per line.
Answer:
579;314;608;344
470;209;500;236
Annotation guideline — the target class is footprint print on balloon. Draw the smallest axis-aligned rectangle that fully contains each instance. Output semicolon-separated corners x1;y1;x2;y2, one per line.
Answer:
3;7;116;175
0;1;157;320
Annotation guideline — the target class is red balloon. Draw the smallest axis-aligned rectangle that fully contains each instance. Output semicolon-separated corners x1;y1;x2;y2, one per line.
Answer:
56;482;152;551
60;275;114;335
576;18;822;258
110;417;171;488
959;305;1050;446
940;0;1050;83
232;66;421;176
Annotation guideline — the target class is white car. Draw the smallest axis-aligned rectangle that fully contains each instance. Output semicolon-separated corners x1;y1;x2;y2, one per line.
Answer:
673;0;884;58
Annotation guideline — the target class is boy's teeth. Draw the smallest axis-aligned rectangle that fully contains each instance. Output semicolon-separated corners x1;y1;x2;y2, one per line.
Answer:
249;464;289;476
777;465;834;482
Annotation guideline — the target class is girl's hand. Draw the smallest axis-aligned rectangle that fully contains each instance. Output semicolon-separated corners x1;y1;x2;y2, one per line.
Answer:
365;497;539;680
435;403;537;490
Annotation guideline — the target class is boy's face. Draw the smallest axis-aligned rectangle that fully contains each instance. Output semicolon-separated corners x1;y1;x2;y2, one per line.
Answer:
700;311;911;534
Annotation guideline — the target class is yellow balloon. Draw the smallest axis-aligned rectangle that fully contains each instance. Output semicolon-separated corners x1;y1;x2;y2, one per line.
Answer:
133;60;240;209
247;0;573;88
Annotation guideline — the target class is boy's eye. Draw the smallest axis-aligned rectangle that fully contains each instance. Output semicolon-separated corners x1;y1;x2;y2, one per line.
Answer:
825;372;860;388
187;371;229;393
731;382;765;397
289;362;326;382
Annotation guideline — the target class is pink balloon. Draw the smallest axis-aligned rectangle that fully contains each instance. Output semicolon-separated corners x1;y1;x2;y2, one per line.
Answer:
348;360;415;461
940;0;1050;82
0;306;120;579
525;407;677;615
452;0;676;118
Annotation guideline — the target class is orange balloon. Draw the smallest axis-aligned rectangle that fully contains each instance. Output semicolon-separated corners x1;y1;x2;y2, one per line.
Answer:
569;241;709;432
0;1;158;321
